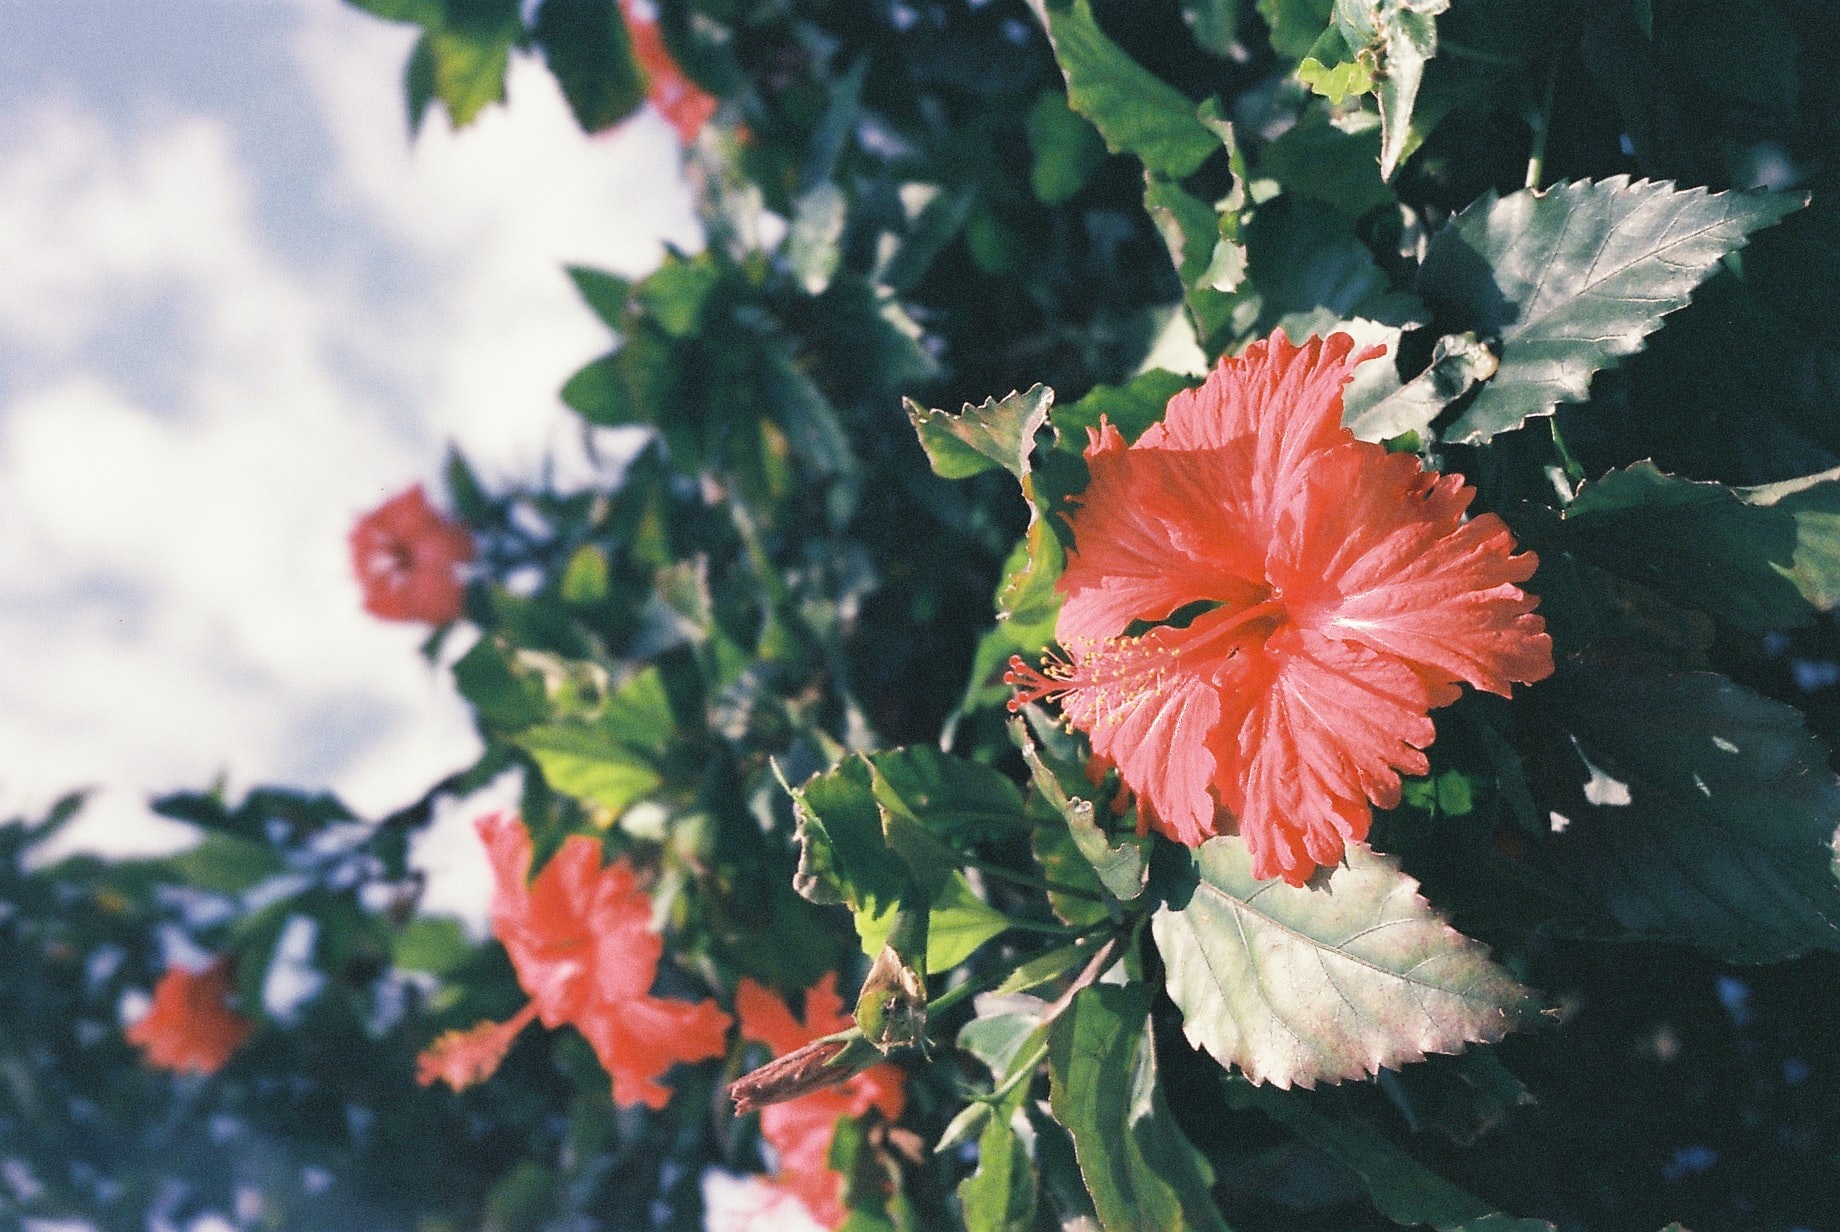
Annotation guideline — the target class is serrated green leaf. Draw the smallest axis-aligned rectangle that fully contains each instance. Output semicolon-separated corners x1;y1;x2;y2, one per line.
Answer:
516;725;663;817
1227;1078;1555;1231
1535;660;1840;963
1153;837;1538;1088
1420;177;1806;444
1027;90;1108;206
530;0;646;133
1046;984;1230;1232
1040;0;1219;179
908;386;1053;482
1298;55;1374;105
1558;462;1840;633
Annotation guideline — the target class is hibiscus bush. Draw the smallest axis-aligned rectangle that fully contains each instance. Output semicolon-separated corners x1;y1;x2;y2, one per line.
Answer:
10;0;1840;1229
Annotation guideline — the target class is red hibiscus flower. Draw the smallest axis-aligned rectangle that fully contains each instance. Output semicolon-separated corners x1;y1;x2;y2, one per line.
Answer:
735;974;907;1229
622;1;719;145
1009;330;1553;885
126;957;254;1075
349;484;474;624
417;814;731;1109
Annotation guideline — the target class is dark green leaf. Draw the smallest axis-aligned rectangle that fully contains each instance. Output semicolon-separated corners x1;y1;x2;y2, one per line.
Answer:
345;0;445;24
531;0;645;133
1046;983;1229;1232
1420;178;1806;443
1257;0;1334;59
881;185;975;294
1227;1078;1555;1230
1558;462;1840;633
1153;837;1538;1088
1182;0;1241;55
162;833;286;895
1246;197;1419;338
1016;718;1147;902
908;386;1053;482
1536;660;1840;962
868;746;1027;845
1027;91;1108;206
1258;108;1393;219
1040;0;1219;179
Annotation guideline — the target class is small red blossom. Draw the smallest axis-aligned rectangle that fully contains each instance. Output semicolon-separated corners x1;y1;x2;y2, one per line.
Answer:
349;484;474;624
1009;331;1553;886
418;814;730;1108
735;974;906;1229
622;1;719;145
126;958;254;1075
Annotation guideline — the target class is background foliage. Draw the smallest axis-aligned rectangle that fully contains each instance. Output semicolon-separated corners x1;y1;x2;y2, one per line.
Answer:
5;0;1840;1229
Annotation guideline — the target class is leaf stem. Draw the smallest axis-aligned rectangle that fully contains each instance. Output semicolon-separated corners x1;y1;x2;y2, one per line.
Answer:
1525;53;1561;190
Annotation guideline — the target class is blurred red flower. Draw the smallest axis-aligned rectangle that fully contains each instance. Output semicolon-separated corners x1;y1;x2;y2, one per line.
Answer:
126;958;254;1075
349;484;474;624
1010;331;1553;885
735;974;906;1229
418;814;730;1109
622;2;718;145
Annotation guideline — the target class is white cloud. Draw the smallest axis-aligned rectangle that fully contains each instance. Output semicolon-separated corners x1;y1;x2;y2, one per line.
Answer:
0;0;698;920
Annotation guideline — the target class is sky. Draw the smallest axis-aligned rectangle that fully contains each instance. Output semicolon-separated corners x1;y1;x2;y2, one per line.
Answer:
0;0;699;921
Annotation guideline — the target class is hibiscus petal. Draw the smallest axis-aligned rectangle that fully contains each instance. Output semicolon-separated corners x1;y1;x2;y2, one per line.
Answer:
1140;332;1382;533
1222;631;1435;885
579;993;733;1110
1270;447;1553;697
1057;444;1267;647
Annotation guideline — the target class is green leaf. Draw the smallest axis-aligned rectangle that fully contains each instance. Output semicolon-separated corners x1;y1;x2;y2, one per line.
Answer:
1027;90;1108;206
1298;55;1374;106
530;0;646;133
792;756;910;913
1227;1078;1555;1231
1040;0;1219;179
1016;718;1147;902
1257;0;1334;59
1152;837;1538;1088
856;872;1009;972
1420;177;1806;444
637;253;723;338
1257;107;1393;219
1046;984;1230;1232
1342;330;1497;442
393;916;474;975
907;386;1053;482
344;0;446;24
559;544;610;605
565;265;631;328
1052;369;1192;444
1182;0;1241;55
1535;660;1840;963
958;1085;1038;1232
1245;197;1419;339
880;184;975;294
516;724;663;817
426;23;517;129
868;746;1028;845
1558;462;1840;633
162;833;286;895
